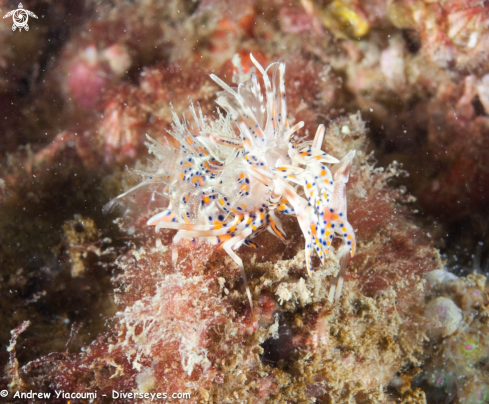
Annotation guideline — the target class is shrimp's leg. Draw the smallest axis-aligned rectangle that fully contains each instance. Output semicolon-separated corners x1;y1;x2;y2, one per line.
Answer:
272;165;305;180
153;215;243;235
267;211;286;241
292;145;339;165
163;215;249;239
283;121;305;141
283;183;314;276
147;209;177;248
206;133;244;148
222;227;254;308
312;124;325;150
329;245;350;303
103;180;152;213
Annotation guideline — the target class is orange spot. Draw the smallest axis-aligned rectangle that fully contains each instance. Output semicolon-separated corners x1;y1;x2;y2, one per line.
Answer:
192;176;204;186
217;233;232;243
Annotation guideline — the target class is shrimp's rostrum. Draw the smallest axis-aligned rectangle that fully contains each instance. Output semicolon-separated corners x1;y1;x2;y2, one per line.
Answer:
105;55;356;307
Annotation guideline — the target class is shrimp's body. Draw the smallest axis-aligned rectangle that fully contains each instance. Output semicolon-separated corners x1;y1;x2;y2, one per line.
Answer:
105;55;356;307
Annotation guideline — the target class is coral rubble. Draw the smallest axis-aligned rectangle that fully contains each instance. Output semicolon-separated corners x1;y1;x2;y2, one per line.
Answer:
422;270;489;403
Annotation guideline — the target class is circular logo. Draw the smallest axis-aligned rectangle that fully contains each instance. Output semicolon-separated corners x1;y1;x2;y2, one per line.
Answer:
2;3;38;32
13;10;28;29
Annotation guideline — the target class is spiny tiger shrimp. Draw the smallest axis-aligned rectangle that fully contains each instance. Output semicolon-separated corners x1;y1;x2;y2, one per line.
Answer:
105;54;356;308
